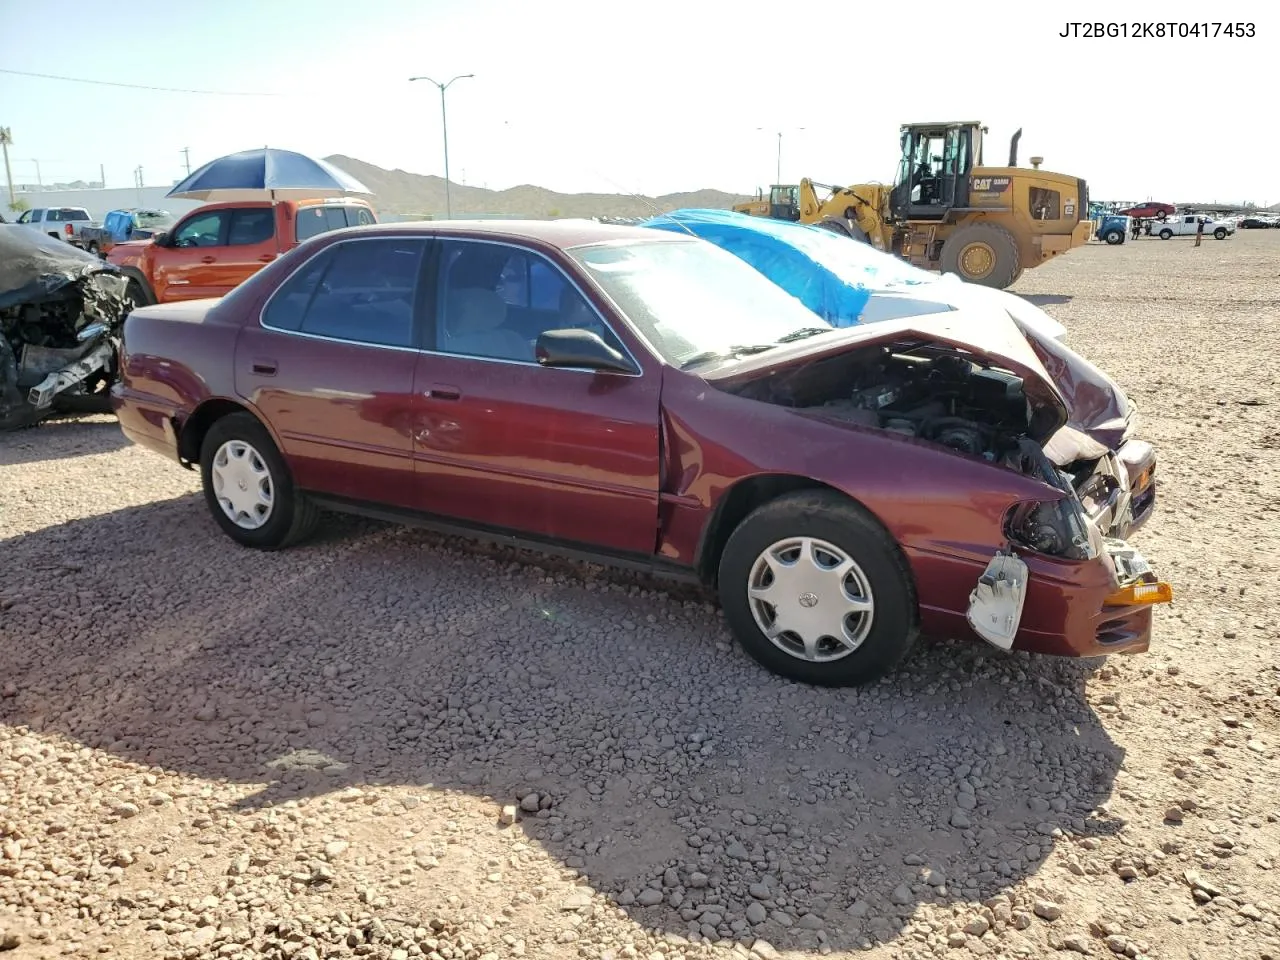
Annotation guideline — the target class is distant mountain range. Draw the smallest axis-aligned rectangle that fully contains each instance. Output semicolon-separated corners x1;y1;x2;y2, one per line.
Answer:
323;155;751;219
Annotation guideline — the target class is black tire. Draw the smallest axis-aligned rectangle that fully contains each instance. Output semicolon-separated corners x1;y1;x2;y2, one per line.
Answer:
717;490;919;687
1159;228;1173;240
1103;229;1124;245
939;222;1021;288
1214;227;1227;240
198;411;320;549
815;218;851;238
87;241;100;256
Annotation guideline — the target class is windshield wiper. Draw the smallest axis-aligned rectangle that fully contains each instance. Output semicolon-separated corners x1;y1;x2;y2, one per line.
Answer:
776;326;833;343
679;343;778;369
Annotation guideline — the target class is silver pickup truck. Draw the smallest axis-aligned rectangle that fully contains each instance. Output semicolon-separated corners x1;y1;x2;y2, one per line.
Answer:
13;206;98;247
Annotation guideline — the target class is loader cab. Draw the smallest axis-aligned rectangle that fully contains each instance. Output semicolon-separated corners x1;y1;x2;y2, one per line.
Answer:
889;121;984;221
767;184;801;221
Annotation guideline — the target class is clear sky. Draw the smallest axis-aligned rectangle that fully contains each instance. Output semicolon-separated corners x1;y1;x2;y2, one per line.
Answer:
0;0;1272;204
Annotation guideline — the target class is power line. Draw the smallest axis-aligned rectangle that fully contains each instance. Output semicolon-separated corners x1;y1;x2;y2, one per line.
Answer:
0;68;276;97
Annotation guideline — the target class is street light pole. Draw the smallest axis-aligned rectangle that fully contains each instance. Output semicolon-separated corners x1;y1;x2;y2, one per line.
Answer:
409;73;474;220
756;127;804;185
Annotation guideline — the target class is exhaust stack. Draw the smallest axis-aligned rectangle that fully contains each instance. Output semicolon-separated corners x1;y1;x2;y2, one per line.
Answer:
1008;128;1023;167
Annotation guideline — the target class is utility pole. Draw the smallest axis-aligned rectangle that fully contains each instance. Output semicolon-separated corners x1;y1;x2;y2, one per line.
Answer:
30;158;42;188
0;127;13;205
409;73;474;219
181;147;191;176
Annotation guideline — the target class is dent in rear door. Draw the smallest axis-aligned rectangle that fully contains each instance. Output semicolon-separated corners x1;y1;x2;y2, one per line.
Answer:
966;551;1029;651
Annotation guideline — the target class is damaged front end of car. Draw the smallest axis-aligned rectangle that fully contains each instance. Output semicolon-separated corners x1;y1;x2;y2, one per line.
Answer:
708;306;1172;657
1;226;132;431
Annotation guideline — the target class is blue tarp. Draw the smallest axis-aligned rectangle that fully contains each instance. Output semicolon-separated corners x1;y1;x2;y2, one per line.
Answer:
639;208;939;328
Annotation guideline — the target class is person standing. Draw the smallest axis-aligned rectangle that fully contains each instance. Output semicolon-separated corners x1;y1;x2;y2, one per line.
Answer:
1195;217;1204;247
1132;217;1141;241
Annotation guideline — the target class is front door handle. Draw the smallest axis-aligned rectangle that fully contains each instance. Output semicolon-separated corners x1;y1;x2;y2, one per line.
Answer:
425;383;461;400
201;255;216;264
258;253;276;262
251;358;278;376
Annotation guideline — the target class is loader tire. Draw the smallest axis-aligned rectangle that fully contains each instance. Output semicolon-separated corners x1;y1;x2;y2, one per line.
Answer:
940;223;1021;289
815;218;869;244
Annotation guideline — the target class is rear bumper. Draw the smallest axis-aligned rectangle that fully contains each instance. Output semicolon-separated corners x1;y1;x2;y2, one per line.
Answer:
110;382;183;462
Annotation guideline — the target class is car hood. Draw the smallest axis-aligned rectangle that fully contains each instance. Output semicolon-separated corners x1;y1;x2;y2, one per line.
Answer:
700;306;1133;453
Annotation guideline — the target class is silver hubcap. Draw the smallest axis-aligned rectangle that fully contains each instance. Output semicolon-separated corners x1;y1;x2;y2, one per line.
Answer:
210;439;274;530
747;537;875;662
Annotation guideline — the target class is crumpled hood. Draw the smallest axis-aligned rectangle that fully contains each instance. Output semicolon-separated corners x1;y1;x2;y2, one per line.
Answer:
701;306;1134;453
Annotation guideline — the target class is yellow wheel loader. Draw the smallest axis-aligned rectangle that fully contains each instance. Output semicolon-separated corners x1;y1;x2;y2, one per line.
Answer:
732;122;1091;289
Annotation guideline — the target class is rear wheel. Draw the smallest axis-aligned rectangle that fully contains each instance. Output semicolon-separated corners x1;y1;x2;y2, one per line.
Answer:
1103;229;1124;245
87;241;100;256
939;223;1021;288
199;412;320;549
717;490;918;687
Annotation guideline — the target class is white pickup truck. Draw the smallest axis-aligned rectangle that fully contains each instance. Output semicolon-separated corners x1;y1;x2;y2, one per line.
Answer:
13;206;97;247
1152;214;1234;240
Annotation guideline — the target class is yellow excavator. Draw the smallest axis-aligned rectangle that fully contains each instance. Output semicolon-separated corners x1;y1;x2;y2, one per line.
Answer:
733;122;1092;289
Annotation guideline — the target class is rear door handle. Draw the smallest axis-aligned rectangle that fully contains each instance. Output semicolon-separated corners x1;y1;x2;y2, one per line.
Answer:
251;358;278;376
201;255;216;263
425;384;461;400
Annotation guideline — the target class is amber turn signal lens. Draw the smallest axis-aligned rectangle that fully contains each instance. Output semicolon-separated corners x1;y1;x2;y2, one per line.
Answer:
1104;581;1173;607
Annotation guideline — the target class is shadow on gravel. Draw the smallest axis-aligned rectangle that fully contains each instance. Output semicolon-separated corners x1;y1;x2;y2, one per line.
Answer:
0;415;129;467
0;496;1124;953
1019;294;1074;307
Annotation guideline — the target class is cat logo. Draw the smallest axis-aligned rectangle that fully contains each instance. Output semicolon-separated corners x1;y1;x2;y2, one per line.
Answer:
971;176;1011;192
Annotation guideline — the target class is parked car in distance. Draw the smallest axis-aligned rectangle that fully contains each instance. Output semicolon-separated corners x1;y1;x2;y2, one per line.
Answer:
1239;216;1277;229
13;206;96;246
1093;214;1132;245
79;208;176;257
112;220;1169;688
1115;201;1176;220
106;197;377;305
1153;214;1234;240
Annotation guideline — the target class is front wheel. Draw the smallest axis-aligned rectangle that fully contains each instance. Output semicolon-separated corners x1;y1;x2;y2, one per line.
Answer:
1159;229;1173;240
1214;228;1227;240
1103;229;1124;245
199;412;319;549
717;490;918;687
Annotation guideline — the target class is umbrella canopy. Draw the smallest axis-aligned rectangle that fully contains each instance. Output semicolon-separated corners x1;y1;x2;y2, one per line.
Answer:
165;148;373;202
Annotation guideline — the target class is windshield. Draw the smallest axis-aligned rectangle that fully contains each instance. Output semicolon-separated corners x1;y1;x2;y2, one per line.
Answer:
567;238;832;366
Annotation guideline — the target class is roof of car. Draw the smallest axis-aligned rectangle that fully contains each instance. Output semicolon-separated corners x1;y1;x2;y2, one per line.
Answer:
323;218;696;249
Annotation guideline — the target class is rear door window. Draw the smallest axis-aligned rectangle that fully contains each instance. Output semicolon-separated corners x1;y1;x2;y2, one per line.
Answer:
264;238;428;348
227;208;276;246
296;206;349;242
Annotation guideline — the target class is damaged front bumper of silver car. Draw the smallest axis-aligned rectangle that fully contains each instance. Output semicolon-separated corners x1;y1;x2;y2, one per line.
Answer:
1;226;132;431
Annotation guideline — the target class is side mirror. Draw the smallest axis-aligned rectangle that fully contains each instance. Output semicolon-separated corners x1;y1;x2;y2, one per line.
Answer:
153;230;170;246
535;328;632;374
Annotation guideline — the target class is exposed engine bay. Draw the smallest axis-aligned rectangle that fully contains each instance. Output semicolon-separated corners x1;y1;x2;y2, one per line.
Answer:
732;341;1038;464
1;226;132;431
728;340;1135;561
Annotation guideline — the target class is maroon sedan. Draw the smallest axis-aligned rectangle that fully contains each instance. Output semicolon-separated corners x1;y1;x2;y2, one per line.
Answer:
110;220;1170;687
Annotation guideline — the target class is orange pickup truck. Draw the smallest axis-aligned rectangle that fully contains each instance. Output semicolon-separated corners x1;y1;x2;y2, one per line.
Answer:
107;197;377;305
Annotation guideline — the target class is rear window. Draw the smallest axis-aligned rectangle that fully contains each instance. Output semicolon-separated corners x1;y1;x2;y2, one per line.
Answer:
48;208;90;221
295;204;376;242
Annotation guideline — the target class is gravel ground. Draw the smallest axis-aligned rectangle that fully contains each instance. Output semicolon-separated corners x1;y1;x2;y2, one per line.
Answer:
2;229;1279;960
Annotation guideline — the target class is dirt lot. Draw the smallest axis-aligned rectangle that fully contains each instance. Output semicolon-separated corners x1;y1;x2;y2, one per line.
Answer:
2;229;1279;960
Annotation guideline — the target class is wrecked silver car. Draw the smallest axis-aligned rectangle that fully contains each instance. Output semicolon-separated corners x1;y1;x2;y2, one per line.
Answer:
1;225;133;431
